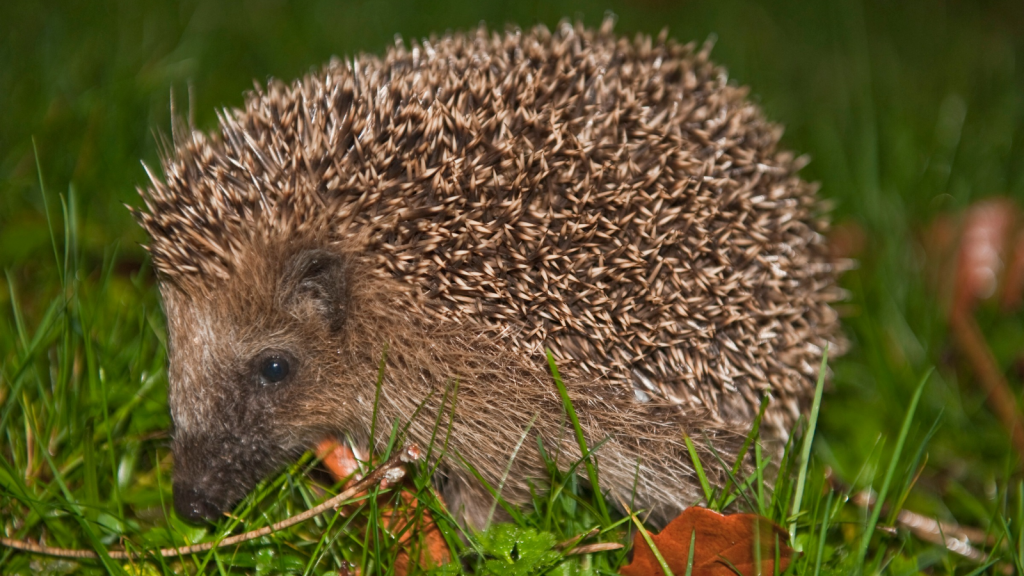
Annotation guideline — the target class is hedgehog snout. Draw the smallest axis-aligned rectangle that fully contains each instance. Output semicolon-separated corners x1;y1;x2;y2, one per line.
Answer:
170;418;291;523
173;482;224;522
171;452;244;523
170;433;247;523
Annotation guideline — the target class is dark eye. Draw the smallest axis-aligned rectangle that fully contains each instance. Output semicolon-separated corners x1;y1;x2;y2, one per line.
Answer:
259;357;290;384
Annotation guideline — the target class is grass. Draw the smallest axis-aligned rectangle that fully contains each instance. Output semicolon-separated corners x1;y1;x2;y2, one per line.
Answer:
2;0;1024;573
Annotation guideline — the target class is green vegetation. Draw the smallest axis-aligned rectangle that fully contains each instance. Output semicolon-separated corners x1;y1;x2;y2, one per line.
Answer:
2;0;1024;573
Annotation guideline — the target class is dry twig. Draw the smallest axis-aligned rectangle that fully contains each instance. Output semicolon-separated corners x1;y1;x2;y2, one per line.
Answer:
950;312;1024;460
0;444;422;560
853;489;990;563
565;542;624;555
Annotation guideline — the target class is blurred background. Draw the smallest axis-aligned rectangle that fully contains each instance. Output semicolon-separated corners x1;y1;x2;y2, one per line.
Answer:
3;0;1024;531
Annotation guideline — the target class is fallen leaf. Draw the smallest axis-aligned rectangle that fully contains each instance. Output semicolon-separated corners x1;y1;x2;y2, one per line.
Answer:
619;507;792;576
316;438;365;484
316;438;452;575
952;198;1017;318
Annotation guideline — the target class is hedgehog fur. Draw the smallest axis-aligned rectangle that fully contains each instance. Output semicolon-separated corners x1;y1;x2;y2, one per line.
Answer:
136;18;844;529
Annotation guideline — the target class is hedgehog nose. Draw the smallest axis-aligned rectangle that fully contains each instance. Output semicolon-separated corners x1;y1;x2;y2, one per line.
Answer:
173;483;223;522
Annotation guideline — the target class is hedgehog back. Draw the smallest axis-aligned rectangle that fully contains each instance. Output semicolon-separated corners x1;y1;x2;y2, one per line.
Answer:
137;21;842;434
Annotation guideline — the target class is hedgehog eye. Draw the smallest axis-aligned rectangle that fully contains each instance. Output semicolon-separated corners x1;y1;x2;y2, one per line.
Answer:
259;356;290;384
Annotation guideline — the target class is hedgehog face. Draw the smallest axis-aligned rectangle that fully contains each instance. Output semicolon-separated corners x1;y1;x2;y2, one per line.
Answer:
163;243;353;522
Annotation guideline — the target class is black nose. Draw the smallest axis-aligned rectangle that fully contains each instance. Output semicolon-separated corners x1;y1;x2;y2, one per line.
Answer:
173;483;223;522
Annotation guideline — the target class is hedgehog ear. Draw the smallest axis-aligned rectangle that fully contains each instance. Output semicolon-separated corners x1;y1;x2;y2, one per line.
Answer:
286;249;348;332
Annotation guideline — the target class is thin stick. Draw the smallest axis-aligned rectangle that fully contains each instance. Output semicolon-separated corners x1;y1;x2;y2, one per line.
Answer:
950;312;1024;460
852;489;989;562
555;526;600;550
565;542;624;555
0;445;422;560
556;525;624;556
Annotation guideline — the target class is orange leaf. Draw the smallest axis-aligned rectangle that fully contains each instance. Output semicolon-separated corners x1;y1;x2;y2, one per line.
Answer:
316;438;364;485
620;507;793;576
315;438;452;574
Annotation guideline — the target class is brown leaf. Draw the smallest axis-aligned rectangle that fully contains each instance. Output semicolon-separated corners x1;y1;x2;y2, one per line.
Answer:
620;507;793;576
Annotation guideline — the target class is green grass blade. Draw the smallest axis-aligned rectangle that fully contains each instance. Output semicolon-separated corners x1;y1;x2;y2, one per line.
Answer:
701;437;758;512
790;345;828;538
813;490;833;576
683;434;713;505
368;344;388;454
685;529;696;576
547;349;610;525
855;369;931;569
770;427;799;523
486;412;538;526
718;396;769;508
626;510;674;576
428;379;460;478
717;555;745;576
457;452;525;526
755;441;766;516
32;138;64;288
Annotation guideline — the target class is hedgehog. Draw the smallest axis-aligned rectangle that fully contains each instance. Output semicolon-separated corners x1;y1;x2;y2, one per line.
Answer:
135;18;843;530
